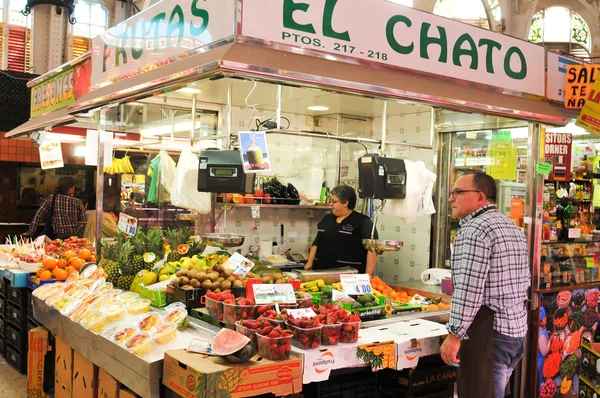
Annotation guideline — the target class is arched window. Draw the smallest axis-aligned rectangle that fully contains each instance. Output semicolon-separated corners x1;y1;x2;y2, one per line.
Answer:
433;0;501;29
528;7;591;59
0;0;32;72
71;0;108;59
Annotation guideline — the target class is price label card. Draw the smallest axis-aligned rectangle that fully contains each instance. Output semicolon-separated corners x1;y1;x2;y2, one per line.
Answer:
118;213;138;236
568;228;581;239
222;252;255;277
253;283;296;304
340;274;373;295
251;206;260;219
287;308;317;318
586;257;595;268
187;338;212;355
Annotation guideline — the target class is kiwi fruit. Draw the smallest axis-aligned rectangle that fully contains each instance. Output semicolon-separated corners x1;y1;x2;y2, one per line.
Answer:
262;275;273;284
196;272;207;282
202;279;213;289
179;276;190;286
275;278;287;284
187;269;198;279
272;273;283;280
207;272;219;282
232;280;244;288
217;277;225;283
182;285;194;290
212;288;221;294
220;280;232;290
169;277;180;287
226;276;236;284
176;270;188;277
190;279;201;289
213;264;225;274
222;269;233;278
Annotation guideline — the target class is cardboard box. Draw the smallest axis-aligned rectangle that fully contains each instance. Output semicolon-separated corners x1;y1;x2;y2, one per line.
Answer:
27;327;55;398
581;338;600;380
579;373;600;398
73;351;98;398
98;368;120;398
119;388;138;398
163;350;303;397
55;337;73;398
379;358;456;394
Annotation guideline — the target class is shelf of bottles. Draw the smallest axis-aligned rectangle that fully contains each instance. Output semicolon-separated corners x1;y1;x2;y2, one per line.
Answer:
540;241;600;289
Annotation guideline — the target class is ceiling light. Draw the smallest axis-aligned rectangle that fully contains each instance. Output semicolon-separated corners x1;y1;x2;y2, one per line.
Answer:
46;132;85;143
140;120;203;137
307;105;329;111
74;145;87;157
177;87;202;94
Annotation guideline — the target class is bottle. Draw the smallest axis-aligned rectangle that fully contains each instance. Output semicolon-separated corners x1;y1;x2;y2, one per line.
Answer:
564;202;575;239
249;227;260;258
319;182;328;204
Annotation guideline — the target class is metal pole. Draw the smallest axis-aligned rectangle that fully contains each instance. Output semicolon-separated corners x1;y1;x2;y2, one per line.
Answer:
191;94;197;142
276;85;282;130
432;128;453;269
95;108;107;251
226;83;233;149
381;101;387;155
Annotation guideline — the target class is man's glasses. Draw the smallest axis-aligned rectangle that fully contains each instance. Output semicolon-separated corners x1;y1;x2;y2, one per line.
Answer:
449;189;480;197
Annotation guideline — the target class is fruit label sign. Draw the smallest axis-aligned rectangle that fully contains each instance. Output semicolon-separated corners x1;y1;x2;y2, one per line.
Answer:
340;274;372;295
239;131;271;173
253;283;296;304
222;252;254;277
187;338;212;355
287;308;317;318
117;213;138;236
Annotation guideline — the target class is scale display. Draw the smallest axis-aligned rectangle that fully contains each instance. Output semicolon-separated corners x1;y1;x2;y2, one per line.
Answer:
211;168;237;177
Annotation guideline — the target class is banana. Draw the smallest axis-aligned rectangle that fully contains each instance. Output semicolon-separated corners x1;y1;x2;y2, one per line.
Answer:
308;286;319;292
304;281;319;289
317;281;325;288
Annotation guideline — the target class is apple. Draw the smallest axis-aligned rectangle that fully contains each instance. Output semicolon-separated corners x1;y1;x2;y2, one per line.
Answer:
232;194;245;204
244;194;255;204
263;194;272;204
225;194;234;203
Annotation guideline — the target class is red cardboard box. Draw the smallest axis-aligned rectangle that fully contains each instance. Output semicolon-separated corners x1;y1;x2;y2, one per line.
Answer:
27;327;55;398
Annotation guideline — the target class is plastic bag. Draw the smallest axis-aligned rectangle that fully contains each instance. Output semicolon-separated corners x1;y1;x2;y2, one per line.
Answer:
416;167;437;217
171;148;211;214
160;149;177;194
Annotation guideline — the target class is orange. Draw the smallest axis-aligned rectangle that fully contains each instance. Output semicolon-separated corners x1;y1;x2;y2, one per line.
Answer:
57;259;68;269
36;267;44;277
42;258;57;271
65;266;76;275
78;249;91;261
40;270;53;280
64;250;76;260
53;268;68;281
72;258;85;270
90;256;96;263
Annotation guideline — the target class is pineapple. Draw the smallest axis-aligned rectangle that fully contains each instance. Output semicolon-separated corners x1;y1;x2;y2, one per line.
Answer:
99;239;120;285
130;232;146;274
144;227;165;270
188;237;206;257
115;241;135;290
164;227;193;263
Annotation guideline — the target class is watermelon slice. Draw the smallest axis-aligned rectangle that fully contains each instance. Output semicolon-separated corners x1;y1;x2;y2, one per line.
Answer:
212;328;252;362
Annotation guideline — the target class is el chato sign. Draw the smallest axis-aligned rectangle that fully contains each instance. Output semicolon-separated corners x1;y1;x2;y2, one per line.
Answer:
30;58;91;118
565;65;600;109
543;132;572;182
91;0;235;87
241;0;545;96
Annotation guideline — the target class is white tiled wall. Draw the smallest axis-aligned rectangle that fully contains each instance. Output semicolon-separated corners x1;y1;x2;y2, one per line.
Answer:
216;105;436;284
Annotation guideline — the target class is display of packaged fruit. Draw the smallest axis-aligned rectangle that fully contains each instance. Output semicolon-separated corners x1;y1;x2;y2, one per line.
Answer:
80;311;107;333
321;323;342;346
115;292;138;304
110;327;136;344
205;296;224;321
295;292;313;308
152;323;178;345
136;313;163;332
126;298;151;315
125;332;152;356
59;300;83;317
83;293;100;305
33;284;60;300
88;278;107;293
279;303;299;310
45;291;64;307
91;294;115;309
287;316;322;349
255;305;274;318
339;320;360;343
256;327;293;360
80;265;99;279
69;303;93;322
235;321;258;347
65;271;80;285
96;282;113;294
85;266;105;281
100;302;126;322
222;297;257;324
257;309;288;326
164;306;187;326
53;295;76;311
67;286;91;300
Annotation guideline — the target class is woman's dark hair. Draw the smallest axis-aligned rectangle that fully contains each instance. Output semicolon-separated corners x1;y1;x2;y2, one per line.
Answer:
330;184;357;210
464;171;497;203
86;194;96;210
54;177;77;195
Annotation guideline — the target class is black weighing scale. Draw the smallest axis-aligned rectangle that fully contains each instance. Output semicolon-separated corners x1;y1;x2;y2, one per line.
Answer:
197;150;253;194
358;155;407;200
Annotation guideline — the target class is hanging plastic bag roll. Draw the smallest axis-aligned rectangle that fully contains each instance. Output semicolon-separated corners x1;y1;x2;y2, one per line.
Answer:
171;148;211;214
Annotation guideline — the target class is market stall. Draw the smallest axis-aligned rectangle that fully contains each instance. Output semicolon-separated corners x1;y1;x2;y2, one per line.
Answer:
1;0;581;397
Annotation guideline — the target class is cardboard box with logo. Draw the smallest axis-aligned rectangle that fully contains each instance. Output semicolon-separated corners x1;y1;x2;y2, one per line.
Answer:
581;338;600;381
73;351;98;398
27;326;55;398
98;368;120;398
163;350;303;397
55;337;73;398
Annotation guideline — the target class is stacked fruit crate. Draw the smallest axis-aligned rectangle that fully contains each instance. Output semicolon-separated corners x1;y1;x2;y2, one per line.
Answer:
0;278;5;358
4;278;28;373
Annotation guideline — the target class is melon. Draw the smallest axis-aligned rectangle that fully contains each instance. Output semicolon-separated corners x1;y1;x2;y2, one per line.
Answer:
212;328;253;364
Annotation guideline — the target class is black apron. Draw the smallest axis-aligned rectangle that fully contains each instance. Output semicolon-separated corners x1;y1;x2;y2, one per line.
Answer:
457;306;495;398
313;212;371;273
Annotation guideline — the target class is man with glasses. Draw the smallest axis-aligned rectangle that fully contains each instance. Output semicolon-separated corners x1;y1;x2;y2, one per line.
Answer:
440;171;530;398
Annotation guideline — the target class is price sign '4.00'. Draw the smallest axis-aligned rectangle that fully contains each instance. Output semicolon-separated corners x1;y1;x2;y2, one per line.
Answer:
340;274;372;296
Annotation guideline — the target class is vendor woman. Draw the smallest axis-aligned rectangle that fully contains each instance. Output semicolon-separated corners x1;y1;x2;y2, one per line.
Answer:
305;185;378;275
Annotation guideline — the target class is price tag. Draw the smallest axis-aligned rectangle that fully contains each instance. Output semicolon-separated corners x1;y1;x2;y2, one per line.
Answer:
568;228;581;239
340;274;373;295
536;162;553;177
222;252;255;277
187;338;212;355
287;308;317;318
253;283;296;304
251;206;260;219
118;213;138;236
586;257;595;268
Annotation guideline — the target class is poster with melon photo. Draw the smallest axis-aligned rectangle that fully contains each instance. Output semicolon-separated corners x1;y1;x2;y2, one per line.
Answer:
239;131;271;173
